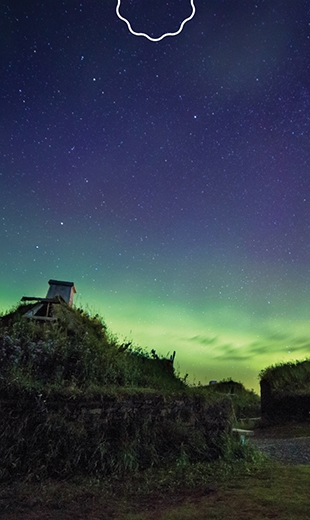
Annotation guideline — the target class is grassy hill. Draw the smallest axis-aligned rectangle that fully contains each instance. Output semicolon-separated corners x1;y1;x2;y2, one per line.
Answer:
260;359;310;395
1;303;310;519
260;359;310;422
0;301;185;394
0;302;239;481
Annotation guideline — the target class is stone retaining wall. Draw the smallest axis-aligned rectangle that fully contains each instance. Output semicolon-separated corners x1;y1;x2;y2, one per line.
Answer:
0;386;233;480
261;379;310;422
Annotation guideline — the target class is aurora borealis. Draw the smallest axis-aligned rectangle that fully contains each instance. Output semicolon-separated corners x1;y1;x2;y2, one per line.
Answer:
1;1;310;392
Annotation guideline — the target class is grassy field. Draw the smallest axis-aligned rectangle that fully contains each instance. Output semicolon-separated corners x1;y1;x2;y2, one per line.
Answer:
1;425;310;520
1;458;310;519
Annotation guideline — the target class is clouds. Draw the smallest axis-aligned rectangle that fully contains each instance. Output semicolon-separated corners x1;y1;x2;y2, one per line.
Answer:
190;334;217;347
187;328;310;365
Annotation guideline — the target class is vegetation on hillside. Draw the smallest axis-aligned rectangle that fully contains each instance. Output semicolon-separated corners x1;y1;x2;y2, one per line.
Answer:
2;303;309;518
0;301;263;483
0;301;185;394
201;379;261;419
260;359;310;394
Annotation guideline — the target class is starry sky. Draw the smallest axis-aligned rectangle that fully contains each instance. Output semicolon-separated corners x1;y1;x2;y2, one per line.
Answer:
1;0;310;392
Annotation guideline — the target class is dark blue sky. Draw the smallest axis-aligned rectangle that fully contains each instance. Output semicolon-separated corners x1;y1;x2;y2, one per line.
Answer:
1;1;310;390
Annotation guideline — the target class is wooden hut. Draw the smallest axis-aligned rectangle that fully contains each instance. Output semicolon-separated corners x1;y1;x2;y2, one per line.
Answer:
21;279;76;321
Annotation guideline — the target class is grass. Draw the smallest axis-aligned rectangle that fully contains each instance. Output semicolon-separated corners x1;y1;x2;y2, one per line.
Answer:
152;466;310;520
260;359;310;394
1;303;310;518
0;384;234;481
0;302;236;481
165;465;310;520
200;378;261;420
0;301;186;393
3;421;309;519
1;459;310;519
260;359;310;423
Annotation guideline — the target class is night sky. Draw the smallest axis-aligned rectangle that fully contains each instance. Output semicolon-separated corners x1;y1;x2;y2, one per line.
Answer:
1;0;310;391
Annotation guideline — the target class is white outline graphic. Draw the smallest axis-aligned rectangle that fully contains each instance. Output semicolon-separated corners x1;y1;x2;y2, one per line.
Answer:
116;1;196;42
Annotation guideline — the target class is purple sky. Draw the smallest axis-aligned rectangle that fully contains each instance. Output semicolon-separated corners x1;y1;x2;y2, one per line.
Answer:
1;0;310;391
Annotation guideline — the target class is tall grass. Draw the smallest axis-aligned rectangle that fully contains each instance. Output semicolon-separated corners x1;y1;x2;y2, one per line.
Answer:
260;359;310;394
0;302;184;393
0;371;234;481
0;302;241;481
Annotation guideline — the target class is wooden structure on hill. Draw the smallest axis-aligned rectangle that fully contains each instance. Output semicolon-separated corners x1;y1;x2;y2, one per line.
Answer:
21;279;76;321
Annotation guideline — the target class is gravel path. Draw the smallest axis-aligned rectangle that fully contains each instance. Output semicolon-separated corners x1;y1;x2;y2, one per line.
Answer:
251;437;310;465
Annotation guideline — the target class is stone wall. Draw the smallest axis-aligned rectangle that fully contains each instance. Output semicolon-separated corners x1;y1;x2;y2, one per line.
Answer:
261;379;310;422
0;386;234;480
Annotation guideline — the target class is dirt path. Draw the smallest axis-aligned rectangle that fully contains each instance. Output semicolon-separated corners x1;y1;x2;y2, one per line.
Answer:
251;436;310;464
250;423;310;464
